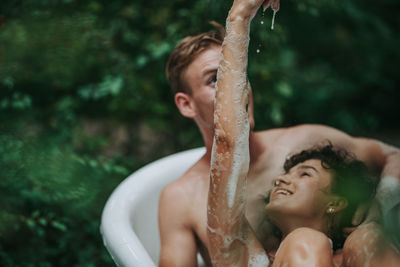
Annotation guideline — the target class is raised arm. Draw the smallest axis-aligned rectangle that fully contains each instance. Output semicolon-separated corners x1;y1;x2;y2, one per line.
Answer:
207;1;269;266
331;134;400;225
372;141;400;212
335;137;400;267
354;138;400;237
297;124;400;232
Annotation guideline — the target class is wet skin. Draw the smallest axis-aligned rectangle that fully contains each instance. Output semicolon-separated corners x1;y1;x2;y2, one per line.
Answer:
159;47;398;265
159;0;400;263
205;0;400;266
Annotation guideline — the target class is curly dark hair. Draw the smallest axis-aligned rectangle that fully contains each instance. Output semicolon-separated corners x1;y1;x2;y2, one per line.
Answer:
269;143;377;250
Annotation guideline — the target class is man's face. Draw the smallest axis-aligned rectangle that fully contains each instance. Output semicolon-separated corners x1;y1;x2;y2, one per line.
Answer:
183;46;221;129
265;159;333;220
183;46;255;130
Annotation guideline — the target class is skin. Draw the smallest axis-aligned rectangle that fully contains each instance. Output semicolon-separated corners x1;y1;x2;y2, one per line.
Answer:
264;160;347;267
205;10;345;263
159;47;221;267
158;1;400;266
342;222;400;267
266;159;340;236
273;228;337;267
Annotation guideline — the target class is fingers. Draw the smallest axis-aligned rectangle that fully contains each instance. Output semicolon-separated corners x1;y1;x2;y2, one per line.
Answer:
271;0;280;12
343;226;356;238
262;0;274;11
352;203;369;226
230;0;268;20
263;0;280;12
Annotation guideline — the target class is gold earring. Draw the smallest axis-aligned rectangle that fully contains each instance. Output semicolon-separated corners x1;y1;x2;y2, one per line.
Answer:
327;207;335;214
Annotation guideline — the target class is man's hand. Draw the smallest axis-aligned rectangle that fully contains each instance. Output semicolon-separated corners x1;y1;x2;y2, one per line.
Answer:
345;192;385;237
363;200;382;224
342;203;367;238
263;0;280;12
229;0;269;21
352;201;381;226
347;175;400;241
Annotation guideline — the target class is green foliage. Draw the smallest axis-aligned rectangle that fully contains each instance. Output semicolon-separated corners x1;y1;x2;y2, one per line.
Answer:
0;0;399;265
248;0;400;132
0;134;127;266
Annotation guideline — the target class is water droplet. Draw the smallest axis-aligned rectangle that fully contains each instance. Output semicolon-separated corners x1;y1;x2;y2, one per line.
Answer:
261;10;265;26
256;49;260;53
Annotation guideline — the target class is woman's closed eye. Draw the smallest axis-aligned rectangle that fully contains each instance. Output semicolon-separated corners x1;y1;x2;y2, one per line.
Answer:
300;172;311;177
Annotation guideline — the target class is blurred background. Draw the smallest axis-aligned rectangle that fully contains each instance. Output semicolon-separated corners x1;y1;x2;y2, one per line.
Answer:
0;0;399;265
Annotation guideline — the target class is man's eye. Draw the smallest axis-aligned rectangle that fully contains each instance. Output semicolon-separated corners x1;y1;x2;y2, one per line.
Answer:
301;172;310;177
210;76;217;85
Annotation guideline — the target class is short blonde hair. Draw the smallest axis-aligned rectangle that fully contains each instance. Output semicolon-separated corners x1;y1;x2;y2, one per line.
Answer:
166;22;225;95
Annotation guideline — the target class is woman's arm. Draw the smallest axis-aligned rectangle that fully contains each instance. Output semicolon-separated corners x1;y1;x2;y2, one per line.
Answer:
207;1;269;266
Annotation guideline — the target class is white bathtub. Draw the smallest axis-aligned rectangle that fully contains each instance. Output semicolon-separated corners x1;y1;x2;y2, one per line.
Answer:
101;147;206;266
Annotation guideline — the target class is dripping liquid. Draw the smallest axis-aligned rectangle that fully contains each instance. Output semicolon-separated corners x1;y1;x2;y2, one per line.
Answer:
271;10;277;30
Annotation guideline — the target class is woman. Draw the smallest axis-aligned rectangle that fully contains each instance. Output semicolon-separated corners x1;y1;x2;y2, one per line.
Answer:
207;0;400;266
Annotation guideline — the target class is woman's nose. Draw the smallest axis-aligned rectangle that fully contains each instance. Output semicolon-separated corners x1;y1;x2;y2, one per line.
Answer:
274;175;291;186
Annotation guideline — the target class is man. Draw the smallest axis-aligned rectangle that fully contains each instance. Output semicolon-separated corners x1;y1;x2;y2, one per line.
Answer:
158;15;400;267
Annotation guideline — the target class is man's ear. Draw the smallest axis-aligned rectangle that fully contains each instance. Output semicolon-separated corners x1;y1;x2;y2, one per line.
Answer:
175;92;196;119
326;196;348;214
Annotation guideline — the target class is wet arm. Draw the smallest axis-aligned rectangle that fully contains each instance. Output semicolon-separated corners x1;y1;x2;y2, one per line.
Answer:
375;141;400;178
322;126;400;215
344;140;400;265
360;140;400;224
300;124;400;180
207;1;269;266
347;138;400;211
319;126;400;225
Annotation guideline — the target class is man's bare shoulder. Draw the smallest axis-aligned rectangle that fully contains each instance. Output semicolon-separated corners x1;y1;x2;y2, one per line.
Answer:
254;127;289;143
158;154;211;238
160;155;210;208
167;155;209;187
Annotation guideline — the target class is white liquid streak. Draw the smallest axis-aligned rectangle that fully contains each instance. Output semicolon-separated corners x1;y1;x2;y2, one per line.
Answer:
271;10;277;30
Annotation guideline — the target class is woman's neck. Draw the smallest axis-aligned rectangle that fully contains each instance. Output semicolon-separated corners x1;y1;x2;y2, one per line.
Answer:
277;216;330;240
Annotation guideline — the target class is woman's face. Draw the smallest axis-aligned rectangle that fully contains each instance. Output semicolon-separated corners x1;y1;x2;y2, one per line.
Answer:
265;159;333;220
